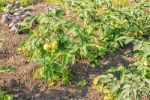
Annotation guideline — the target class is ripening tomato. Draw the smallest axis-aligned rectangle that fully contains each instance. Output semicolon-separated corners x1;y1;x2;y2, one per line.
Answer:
50;41;58;50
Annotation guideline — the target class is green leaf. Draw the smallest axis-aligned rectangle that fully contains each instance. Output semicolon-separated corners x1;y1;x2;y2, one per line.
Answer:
4;95;13;100
111;82;120;93
77;80;88;87
107;66;123;73
33;58;45;65
100;78;112;83
0;66;16;72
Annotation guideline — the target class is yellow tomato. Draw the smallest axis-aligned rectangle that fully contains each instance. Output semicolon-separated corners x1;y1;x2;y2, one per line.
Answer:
43;43;50;51
144;60;149;66
50;41;58;50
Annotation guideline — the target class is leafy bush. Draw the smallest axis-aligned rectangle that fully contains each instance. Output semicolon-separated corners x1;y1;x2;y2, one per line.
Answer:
93;64;150;100
19;7;107;85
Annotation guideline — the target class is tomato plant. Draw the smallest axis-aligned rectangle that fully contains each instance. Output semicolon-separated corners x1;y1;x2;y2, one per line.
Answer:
19;7;107;85
93;63;150;100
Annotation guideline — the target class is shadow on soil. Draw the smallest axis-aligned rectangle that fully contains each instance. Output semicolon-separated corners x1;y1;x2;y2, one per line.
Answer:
2;79;87;100
1;45;135;100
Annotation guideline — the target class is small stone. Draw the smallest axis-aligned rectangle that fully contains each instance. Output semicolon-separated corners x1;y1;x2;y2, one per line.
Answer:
14;12;19;16
8;22;14;28
2;14;7;18
34;93;41;97
5;9;10;13
7;4;13;9
15;0;20;4
14;16;22;22
25;11;31;16
1;17;5;23
11;24;20;32
19;6;24;11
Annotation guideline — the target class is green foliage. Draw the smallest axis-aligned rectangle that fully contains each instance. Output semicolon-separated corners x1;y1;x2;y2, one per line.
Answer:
64;0;150;50
44;0;62;3
63;0;150;99
0;66;16;72
19;7;106;85
0;0;7;6
0;90;13;100
77;80;88;87
19;0;36;6
0;0;7;12
93;64;150;100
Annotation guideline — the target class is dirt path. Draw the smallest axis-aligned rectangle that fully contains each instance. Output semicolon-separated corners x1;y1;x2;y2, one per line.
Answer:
0;3;135;100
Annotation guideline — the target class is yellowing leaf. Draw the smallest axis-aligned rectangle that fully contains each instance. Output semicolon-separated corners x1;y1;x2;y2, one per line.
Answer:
33;69;43;79
93;76;100;85
104;94;114;100
52;74;59;81
48;81;55;87
103;88;111;94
